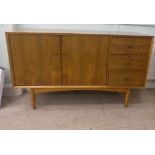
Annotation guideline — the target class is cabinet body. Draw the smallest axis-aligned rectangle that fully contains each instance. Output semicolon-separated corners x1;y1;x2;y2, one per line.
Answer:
6;32;154;108
6;33;153;88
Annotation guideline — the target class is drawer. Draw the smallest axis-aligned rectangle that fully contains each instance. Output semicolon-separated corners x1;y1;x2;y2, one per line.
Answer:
108;71;146;86
108;55;148;71
110;37;151;54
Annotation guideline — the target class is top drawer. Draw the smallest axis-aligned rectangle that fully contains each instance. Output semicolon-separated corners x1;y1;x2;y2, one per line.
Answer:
110;37;151;54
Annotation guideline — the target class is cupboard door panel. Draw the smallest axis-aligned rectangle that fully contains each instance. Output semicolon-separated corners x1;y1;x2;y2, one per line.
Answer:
61;35;110;85
9;34;61;86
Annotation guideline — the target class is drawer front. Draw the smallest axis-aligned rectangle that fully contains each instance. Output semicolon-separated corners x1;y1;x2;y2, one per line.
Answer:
109;55;148;71
108;71;146;86
110;37;151;54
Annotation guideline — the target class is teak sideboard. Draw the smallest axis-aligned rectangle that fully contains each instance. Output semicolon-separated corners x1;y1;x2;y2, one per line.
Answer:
5;31;154;109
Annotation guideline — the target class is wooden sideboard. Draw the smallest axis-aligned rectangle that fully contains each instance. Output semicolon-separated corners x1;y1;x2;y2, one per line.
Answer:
5;31;154;109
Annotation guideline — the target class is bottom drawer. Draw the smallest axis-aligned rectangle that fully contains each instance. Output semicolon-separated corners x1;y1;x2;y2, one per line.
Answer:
108;71;146;86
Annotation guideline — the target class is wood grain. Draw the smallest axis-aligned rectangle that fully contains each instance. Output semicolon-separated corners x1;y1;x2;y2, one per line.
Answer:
61;35;110;85
108;55;148;71
8;34;61;86
108;70;146;86
110;37;151;54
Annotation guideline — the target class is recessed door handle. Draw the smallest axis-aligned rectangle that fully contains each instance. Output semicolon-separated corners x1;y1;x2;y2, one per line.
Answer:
52;53;59;55
62;53;68;56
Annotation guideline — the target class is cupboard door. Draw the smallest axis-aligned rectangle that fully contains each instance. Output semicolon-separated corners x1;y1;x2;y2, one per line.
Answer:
8;34;61;86
61;35;110;85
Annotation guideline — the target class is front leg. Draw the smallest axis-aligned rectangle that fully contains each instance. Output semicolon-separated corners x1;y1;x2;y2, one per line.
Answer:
30;88;36;109
124;89;130;107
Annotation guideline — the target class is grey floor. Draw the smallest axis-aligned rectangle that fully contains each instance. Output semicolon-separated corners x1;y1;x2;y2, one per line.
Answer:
0;89;155;130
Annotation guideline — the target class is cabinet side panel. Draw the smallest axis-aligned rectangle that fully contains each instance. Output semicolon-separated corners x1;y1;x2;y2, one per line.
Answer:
144;38;154;85
5;33;16;86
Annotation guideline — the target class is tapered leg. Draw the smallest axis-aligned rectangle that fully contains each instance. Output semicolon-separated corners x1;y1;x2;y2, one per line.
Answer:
31;88;36;109
124;89;130;107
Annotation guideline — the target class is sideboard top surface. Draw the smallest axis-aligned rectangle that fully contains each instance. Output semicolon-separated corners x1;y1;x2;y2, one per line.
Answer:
5;29;154;38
